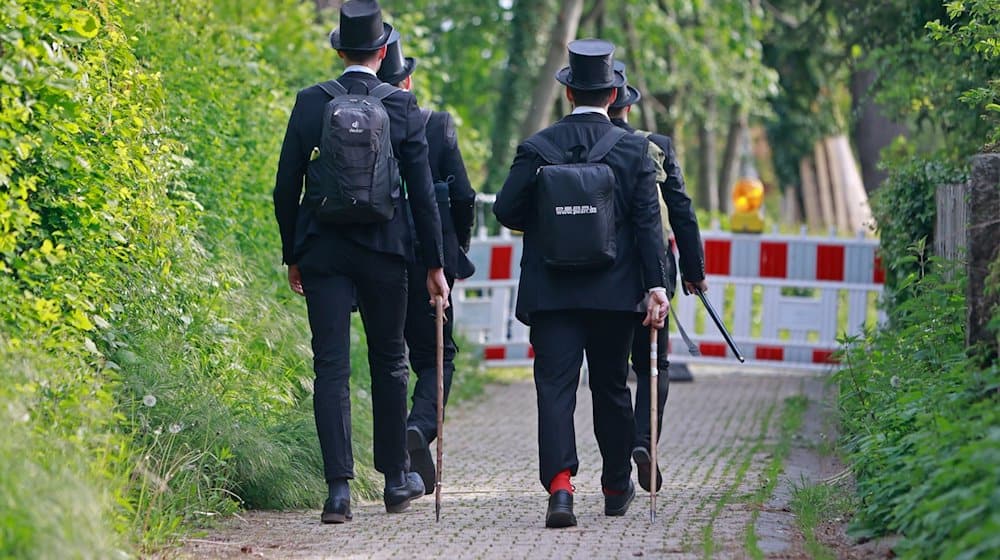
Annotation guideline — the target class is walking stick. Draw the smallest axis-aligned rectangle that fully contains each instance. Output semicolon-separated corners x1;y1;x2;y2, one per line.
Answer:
435;295;445;522
649;323;658;523
695;288;745;363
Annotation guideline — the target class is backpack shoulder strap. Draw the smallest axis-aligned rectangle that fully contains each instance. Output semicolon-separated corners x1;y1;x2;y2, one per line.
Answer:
587;127;628;162
421;108;433;128
370;82;400;101
317;80;348;98
523;135;567;165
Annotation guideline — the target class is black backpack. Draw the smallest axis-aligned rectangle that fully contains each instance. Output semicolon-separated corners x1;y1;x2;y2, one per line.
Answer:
306;80;400;224
525;127;627;270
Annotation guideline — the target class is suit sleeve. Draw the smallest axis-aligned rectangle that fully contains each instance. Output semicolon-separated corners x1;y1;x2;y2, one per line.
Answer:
273;91;307;266
655;135;705;283
493;143;541;232
400;95;444;268
632;145;668;290
440;113;476;250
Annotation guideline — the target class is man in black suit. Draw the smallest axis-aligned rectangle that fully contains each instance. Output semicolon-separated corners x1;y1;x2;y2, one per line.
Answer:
376;36;477;492
493;39;669;529
272;0;449;523
608;65;707;494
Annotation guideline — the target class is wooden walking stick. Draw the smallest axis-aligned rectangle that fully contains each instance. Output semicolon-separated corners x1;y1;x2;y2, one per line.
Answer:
435;295;445;522
649;324;659;523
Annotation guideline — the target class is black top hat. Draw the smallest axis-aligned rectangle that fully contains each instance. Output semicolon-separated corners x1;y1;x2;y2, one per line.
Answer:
377;34;417;84
329;0;394;51
555;39;626;91
609;61;642;108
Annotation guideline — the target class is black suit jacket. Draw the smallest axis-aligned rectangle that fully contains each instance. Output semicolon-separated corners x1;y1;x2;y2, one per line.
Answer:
420;110;476;277
494;113;667;325
274;71;443;268
612;118;705;284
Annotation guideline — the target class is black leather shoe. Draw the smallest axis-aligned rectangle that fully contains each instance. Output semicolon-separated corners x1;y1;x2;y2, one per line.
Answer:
384;472;425;513
545;490;577;528
321;496;352;524
632;446;663;492
604;480;636;516
407;426;436;495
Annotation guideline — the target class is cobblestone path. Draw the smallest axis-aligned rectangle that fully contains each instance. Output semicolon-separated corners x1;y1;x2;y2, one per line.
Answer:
178;370;807;559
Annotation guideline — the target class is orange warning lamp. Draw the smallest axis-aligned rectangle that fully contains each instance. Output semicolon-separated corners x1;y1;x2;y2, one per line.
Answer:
730;177;765;233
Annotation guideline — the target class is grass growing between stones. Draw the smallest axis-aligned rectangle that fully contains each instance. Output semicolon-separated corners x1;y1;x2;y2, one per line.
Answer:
742;394;808;559
789;482;856;560
700;401;776;559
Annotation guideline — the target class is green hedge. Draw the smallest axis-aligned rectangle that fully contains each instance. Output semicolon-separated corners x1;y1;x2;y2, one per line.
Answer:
1;0;476;554
835;260;1000;559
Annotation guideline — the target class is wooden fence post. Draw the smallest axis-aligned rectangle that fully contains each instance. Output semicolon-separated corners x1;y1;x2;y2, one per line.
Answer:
934;183;968;264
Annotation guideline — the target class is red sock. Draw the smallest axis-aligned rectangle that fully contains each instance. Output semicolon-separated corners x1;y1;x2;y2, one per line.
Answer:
549;469;573;494
602;486;626;496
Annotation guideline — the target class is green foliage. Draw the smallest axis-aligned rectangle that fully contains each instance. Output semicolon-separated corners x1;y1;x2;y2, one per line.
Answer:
926;0;1000;148
868;147;965;306
835;261;1000;559
839;0;1000;156
1;0;487;554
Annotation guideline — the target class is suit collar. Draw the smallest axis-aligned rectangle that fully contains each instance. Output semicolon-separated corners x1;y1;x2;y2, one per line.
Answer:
342;65;378;77
560;113;613;125
611;118;635;132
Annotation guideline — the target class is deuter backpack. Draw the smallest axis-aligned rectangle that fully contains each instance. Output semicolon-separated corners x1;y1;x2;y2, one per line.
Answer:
306;80;400;224
526;127;627;270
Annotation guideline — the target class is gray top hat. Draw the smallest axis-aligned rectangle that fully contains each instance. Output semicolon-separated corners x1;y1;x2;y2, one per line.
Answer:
329;0;394;51
555;39;626;91
609;61;642;108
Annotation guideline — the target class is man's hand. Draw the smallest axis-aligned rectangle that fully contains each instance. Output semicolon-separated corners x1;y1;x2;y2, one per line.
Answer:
684;279;709;296
642;288;669;329
427;267;450;309
287;264;304;296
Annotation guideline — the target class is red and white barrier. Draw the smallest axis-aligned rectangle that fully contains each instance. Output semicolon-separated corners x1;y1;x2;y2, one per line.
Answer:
454;201;884;371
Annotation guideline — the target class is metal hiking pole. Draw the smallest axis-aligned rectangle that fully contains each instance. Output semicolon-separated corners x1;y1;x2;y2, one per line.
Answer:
435;295;445;522
695;288;745;363
649;322;658;523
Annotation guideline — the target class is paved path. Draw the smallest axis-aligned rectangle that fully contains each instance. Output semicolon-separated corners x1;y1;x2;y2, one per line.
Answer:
179;370;807;559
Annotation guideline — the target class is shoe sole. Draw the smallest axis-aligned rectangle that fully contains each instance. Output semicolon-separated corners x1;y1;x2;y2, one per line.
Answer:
320;512;352;524
407;428;436;495
545;511;577;528
384;499;412;514
632;447;663;492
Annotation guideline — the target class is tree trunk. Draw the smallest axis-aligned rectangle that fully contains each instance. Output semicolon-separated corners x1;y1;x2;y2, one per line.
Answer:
850;68;908;192
313;0;342;10
519;0;585;139
483;0;552;193
697;95;720;214
620;3;656;132
578;0;606;35
718;106;746;214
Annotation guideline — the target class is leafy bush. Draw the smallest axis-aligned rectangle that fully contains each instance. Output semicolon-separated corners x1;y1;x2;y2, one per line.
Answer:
835;259;1000;559
1;0;483;554
869;147;965;308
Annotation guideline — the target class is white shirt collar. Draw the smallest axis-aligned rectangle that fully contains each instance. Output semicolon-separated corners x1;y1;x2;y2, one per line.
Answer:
571;106;610;119
343;65;378;77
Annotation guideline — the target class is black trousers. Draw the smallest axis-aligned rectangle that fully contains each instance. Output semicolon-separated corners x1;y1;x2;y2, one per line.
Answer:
404;261;457;443
530;310;636;492
298;238;410;482
630;316;670;450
